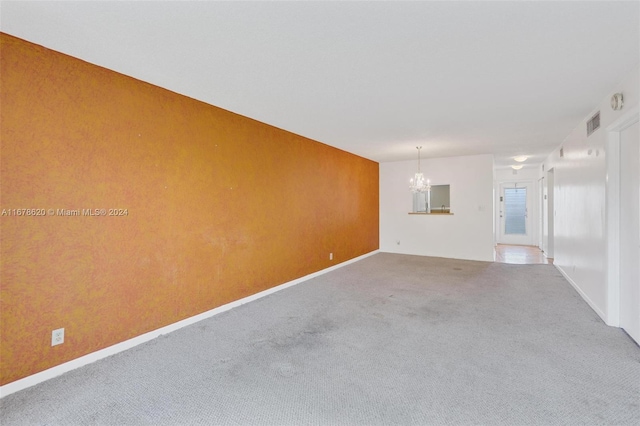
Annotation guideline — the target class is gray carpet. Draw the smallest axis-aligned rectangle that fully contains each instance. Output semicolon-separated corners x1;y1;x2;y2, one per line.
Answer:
1;253;639;425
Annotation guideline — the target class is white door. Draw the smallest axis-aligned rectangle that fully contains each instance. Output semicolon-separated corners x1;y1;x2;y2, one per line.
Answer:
539;177;545;249
546;169;555;258
619;119;640;344
499;182;533;245
542;178;548;253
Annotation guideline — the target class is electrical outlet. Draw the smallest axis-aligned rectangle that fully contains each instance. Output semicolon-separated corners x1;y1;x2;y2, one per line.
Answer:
52;328;64;346
329;253;333;260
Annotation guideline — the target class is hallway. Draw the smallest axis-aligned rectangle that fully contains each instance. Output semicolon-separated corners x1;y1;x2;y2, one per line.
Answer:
495;244;553;265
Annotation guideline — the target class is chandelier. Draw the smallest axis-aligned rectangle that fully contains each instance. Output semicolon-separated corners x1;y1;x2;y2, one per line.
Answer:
409;146;431;193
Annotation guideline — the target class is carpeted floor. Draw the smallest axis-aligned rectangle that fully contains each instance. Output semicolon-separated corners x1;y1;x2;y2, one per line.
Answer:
1;253;639;425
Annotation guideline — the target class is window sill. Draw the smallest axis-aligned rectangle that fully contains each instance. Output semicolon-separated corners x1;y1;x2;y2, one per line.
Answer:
408;212;454;215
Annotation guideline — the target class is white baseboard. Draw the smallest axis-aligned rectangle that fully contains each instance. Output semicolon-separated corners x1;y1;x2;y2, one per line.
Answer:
555;264;607;323
0;250;379;398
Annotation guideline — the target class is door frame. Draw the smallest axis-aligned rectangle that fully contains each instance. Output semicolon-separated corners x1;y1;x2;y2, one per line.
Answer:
546;168;555;259
538;176;544;250
605;105;639;327
497;181;535;245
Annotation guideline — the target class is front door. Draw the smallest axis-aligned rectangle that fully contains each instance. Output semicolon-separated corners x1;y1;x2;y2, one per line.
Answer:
499;182;533;245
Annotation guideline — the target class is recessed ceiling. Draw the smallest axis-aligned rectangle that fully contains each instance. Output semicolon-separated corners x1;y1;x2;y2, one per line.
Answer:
1;1;638;167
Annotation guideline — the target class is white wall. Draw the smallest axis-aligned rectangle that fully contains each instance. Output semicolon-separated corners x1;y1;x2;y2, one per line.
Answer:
542;66;639;322
380;154;494;261
494;167;541;247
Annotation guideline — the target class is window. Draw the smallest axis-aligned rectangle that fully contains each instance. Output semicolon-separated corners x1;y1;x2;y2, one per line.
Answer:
504;188;526;234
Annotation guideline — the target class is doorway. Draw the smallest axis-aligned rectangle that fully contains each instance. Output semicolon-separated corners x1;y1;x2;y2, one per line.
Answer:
498;182;533;245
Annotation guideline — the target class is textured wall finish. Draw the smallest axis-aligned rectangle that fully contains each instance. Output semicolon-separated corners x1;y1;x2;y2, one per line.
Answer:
0;33;379;385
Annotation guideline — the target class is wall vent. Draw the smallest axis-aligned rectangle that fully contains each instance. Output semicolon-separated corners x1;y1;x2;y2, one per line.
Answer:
587;111;600;136
559;147;564;158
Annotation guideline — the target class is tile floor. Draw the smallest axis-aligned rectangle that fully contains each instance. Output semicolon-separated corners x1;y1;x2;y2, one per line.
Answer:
495;244;553;265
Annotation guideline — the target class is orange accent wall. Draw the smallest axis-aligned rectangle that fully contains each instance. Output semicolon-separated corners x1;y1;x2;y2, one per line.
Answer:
0;33;379;385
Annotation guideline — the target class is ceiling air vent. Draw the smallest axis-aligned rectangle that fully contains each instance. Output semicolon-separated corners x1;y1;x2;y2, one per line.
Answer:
587;111;600;136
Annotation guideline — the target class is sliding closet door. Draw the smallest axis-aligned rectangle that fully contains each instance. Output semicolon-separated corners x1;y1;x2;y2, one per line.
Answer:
619;118;639;344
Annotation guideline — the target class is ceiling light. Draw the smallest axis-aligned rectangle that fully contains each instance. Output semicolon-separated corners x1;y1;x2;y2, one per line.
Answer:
409;146;431;193
513;155;528;162
511;165;523;170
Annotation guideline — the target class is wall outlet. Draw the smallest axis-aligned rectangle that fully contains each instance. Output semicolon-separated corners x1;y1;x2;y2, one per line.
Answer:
52;328;64;346
329;253;333;260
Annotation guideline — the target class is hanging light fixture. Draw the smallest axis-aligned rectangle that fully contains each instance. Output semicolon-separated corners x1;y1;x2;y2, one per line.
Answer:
409;146;431;193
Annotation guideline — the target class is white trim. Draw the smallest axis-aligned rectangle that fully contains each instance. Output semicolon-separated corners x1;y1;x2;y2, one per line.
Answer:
0;250;379;398
605;106;639;327
555;264;606;323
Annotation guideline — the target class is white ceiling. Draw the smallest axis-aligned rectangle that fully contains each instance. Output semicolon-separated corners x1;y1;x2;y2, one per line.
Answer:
1;1;638;168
